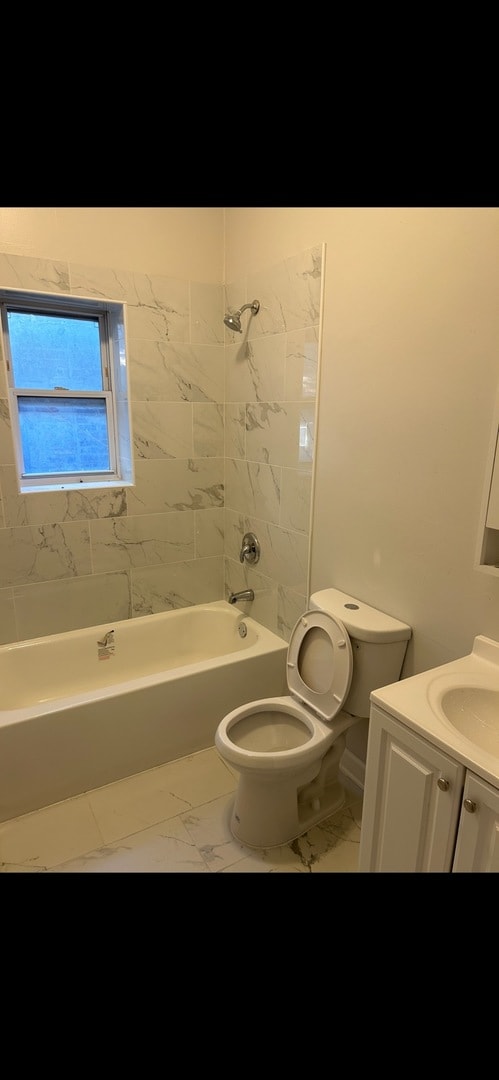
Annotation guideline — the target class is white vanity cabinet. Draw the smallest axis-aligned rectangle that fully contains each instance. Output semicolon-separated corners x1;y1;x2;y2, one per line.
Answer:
452;772;499;872
359;705;499;872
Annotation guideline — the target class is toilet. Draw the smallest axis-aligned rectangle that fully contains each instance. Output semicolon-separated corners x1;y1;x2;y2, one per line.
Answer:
215;587;412;848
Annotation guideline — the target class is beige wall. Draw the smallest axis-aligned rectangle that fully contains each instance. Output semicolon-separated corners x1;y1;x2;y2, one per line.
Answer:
226;207;499;678
0;207;224;280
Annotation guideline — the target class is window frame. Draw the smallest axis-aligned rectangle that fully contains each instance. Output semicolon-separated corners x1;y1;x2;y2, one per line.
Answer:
0;289;133;493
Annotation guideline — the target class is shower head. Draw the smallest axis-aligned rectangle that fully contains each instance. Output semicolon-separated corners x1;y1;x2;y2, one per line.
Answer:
223;299;260;333
223;311;243;333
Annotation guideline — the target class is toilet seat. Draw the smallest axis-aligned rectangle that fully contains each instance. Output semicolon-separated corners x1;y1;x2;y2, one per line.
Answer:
286;610;353;721
215;610;356;774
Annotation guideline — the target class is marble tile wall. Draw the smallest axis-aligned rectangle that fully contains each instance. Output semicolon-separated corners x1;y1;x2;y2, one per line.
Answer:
0;243;323;644
224;244;322;641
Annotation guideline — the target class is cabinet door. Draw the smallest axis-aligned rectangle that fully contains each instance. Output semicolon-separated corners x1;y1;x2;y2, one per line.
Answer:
359;706;465;872
452;773;499;872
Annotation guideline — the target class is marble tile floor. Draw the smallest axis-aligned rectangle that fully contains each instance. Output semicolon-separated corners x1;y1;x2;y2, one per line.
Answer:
0;747;363;874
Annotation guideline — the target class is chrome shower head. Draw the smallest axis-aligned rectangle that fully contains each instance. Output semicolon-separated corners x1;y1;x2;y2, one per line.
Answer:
223;311;243;332
223;299;260;333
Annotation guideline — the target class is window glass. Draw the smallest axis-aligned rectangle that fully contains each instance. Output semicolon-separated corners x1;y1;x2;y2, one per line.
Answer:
18;396;110;474
7;310;103;390
1;289;132;491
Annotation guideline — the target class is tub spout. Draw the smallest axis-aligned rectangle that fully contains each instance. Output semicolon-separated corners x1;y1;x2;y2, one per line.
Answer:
228;589;254;604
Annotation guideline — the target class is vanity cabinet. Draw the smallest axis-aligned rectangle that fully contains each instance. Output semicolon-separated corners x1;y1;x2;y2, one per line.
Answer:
452;772;499;871
359;705;499;872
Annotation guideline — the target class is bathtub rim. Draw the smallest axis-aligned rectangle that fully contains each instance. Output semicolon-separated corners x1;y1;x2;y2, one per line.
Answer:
0;600;287;727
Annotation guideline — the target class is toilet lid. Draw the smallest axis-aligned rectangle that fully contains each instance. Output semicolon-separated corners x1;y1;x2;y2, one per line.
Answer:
287;610;353;722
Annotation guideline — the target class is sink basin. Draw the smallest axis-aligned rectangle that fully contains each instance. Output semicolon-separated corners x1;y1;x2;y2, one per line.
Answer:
439;687;499;756
372;636;499;780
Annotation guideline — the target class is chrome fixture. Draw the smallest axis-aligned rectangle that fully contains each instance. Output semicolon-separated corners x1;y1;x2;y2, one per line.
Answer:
223;300;260;333
239;532;260;565
229;589;254;604
97;629;115;647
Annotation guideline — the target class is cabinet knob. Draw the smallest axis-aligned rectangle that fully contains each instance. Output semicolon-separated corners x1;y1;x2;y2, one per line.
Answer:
463;798;477;813
437;777;449;791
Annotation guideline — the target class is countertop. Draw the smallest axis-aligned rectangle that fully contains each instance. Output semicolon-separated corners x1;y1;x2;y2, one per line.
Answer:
370;635;499;788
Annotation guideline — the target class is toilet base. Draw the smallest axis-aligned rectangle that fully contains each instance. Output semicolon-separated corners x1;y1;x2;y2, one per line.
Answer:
227;732;351;849
230;775;347;850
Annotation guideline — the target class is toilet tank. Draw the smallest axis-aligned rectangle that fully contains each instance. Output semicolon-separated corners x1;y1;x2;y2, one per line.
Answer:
309;588;412;718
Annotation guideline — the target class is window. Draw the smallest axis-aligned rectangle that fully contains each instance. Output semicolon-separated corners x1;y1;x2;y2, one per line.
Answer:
0;290;133;492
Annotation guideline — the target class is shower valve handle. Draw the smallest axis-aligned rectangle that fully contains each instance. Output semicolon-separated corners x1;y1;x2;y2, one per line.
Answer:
239;532;260;565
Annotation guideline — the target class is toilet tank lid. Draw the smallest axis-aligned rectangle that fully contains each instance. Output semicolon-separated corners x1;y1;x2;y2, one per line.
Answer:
309;588;412;643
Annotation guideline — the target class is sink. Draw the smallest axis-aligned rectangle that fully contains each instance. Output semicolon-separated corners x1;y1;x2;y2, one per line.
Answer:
371;635;499;779
439;686;499;756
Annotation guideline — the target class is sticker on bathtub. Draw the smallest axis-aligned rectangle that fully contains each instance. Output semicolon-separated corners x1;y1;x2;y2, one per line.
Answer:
97;630;115;660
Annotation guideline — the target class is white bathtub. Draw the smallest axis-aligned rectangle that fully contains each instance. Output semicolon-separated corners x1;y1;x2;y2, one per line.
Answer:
0;601;288;822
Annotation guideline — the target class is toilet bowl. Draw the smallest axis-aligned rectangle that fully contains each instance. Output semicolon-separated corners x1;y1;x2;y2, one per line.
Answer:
215;587;412;849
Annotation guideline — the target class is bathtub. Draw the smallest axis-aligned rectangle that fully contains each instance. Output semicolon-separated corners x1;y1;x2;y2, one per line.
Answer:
0;601;288;823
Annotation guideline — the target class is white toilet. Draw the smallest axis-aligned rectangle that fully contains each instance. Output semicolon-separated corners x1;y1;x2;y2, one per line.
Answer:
215;587;411;848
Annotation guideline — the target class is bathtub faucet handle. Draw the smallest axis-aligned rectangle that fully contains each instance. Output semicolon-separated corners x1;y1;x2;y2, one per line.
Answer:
239;532;260;565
